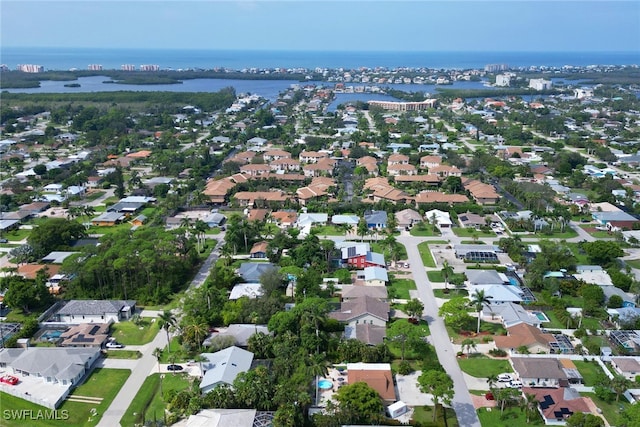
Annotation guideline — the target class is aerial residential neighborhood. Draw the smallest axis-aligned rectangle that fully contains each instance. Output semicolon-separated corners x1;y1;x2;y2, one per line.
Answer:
1;59;640;427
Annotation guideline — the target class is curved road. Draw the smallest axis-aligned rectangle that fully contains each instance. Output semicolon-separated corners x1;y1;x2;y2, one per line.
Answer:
398;234;481;427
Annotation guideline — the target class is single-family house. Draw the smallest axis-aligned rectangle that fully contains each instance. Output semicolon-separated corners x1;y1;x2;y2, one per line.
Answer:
329;296;389;341
511;357;569;388
51;300;136;324
522;386;597;425
359;266;389;286
237;263;277;283
341;285;388;301
395;209;423;229
250;241;269;259
172;409;267;427
0;347;101;408
364;210;387;229
346;363;396;402
204;324;270;348
494;323;556;354
610;357;640;381
200;346;254;394
59;323;110;348
482;303;542;328
424;209;453;228
229;283;263;300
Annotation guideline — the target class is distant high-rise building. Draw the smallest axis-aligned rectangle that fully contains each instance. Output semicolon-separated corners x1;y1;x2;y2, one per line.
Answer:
495;74;511;87
484;63;509;72
0;64;8;72
121;64;136;71
140;64;160;71
529;78;553;91
87;64;103;71
17;64;44;73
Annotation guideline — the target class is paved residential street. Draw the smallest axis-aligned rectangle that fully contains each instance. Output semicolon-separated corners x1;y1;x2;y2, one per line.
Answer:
398;234;482;427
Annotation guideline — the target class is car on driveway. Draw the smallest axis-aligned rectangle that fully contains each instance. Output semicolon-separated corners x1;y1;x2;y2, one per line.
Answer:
497;373;513;382
508;380;523;388
167;364;184;371
106;341;124;349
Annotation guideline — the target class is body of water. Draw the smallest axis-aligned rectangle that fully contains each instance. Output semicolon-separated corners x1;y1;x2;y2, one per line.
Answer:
2;47;638;71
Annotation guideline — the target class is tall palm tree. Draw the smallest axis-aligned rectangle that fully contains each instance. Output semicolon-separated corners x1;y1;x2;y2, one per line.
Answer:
520;393;539;423
306;353;329;407
152;347;163;374
469;289;493;334
184;321;208;352
441;260;454;291
157;310;177;355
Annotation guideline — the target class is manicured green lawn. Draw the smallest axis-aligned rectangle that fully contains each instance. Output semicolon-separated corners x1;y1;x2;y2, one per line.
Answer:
410;226;440;237
427;270;444;282
573;360;606;386
477;406;543;426
452;227;495;238
389;278;417;299
311;224;346;236
370;241;408;261
418;242;436;267
84;190;106;201
5;228;31;241
578;225;614;239
109;318;160;345
433;289;468;299
582;392;630;427
458;355;512;378
121;373;192;427
104;350;142;359
1;368;130;427
529;229;579;239
411;405;459;426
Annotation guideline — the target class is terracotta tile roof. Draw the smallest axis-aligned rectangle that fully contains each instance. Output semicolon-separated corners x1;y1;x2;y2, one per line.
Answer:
494;323;556;350
415;191;469;204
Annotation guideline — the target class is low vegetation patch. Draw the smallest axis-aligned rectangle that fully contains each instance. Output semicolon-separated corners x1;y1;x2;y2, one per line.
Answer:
109;318;160;345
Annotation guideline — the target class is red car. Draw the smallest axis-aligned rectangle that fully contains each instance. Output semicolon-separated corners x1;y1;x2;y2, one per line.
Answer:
0;375;19;385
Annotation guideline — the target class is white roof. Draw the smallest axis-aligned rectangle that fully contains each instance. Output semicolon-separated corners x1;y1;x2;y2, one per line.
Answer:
229;283;263;300
574;270;613;287
469;284;523;303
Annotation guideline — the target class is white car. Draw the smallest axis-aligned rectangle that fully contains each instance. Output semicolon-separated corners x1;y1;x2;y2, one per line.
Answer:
106;341;124;349
508;380;523;388
497;373;513;382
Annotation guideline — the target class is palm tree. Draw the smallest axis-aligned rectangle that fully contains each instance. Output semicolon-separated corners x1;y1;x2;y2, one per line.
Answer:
306;353;329;406
152;347;163;374
486;373;498;390
157;310;177;355
469;289;493;334
441;260;454;292
520;393;539;423
184;321;208;352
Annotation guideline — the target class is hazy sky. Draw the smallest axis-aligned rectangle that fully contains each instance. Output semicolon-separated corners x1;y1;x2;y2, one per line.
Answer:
2;0;639;52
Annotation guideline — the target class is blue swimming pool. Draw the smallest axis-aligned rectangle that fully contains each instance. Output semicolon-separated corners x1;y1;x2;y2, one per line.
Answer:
532;311;550;322
318;379;333;390
41;330;63;340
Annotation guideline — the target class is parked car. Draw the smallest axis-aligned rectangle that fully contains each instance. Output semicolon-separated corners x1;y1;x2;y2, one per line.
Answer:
106;341;124;349
0;239;8;244
497;373;513;382
0;375;19;385
167;364;184;371
508;380;523;388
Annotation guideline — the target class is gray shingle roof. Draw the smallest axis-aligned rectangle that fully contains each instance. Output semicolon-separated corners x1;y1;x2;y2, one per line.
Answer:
200;346;254;392
56;300;136;316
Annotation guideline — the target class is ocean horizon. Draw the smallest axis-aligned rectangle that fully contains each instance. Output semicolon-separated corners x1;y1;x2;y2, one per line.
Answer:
2;47;639;71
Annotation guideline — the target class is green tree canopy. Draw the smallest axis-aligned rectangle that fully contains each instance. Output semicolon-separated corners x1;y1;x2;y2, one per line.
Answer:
27;217;87;259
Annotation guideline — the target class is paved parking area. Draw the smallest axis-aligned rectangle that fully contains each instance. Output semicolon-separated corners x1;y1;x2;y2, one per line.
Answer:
0;368;71;409
395;371;434;406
